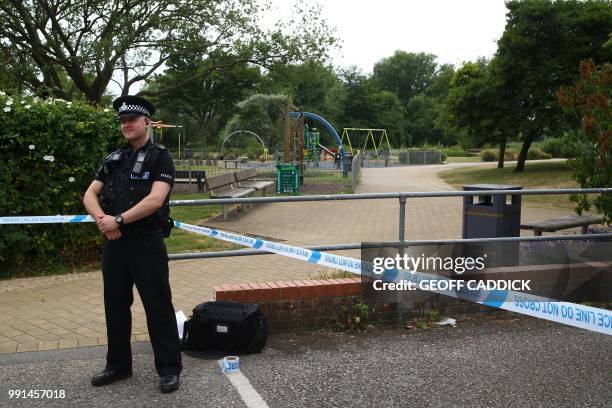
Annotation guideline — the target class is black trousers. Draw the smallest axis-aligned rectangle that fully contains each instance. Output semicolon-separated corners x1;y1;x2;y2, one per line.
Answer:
101;229;182;376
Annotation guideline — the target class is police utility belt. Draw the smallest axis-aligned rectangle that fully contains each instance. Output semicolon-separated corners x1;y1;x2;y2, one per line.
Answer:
99;143;174;238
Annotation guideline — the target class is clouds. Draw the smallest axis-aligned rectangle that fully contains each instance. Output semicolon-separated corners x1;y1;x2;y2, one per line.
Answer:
270;0;507;72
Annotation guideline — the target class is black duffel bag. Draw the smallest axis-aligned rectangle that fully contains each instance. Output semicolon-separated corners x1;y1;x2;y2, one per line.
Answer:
181;300;267;354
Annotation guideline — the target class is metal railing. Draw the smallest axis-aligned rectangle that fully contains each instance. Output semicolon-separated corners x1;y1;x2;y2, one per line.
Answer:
168;187;612;260
351;150;362;193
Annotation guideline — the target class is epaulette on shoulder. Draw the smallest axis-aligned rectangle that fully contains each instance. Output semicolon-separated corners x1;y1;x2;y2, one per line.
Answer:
104;146;129;161
152;143;168;151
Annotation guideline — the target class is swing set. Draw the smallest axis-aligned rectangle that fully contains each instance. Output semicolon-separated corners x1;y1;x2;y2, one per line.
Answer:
341;128;391;159
149;121;185;157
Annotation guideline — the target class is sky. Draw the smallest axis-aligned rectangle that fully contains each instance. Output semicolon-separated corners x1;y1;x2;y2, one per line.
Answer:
268;0;509;72
116;0;509;95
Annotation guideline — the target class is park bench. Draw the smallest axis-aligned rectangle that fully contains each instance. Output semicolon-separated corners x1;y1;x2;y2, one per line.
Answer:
520;214;604;236
234;168;275;196
205;172;256;220
175;169;206;192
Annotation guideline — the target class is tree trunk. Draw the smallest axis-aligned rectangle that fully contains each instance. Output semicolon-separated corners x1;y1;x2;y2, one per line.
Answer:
497;136;507;168
200;119;208;159
514;134;533;172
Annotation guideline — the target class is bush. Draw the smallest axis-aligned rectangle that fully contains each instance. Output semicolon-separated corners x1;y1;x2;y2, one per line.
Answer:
442;146;469;157
480;149;497;161
526;147;552;160
557;60;612;222
539;137;575;158
0;92;122;277
504;150;518;161
480;147;547;162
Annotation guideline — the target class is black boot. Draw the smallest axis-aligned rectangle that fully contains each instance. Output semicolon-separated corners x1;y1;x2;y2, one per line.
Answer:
91;369;133;386
160;374;180;393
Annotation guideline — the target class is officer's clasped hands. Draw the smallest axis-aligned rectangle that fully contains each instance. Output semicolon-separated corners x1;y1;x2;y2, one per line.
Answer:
104;229;122;241
97;214;121;240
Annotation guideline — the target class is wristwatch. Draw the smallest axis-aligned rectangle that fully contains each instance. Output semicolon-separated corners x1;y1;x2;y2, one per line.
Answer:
115;214;124;226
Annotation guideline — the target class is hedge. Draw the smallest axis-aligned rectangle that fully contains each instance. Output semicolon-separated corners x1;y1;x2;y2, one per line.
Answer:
0;92;123;277
480;147;551;162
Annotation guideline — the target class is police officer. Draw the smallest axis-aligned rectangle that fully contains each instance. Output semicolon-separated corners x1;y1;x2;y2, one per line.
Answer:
83;95;182;393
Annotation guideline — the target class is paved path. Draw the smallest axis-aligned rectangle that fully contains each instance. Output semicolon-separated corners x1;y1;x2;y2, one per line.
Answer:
0;163;583;353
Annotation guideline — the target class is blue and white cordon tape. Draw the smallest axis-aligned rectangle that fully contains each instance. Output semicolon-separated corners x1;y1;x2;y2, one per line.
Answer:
173;221;612;336
0;215;93;224
1;215;610;335
174;220;362;274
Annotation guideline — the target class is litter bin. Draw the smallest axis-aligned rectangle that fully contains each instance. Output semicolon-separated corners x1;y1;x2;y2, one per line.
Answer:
462;184;522;267
462;184;522;238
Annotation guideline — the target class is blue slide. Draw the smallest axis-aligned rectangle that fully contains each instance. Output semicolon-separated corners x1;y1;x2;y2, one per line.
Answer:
290;111;348;177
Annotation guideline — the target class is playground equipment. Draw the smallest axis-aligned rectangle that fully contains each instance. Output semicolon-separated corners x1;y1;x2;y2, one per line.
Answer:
220;130;268;161
290;123;327;164
286;109;348;179
149;121;184;157
341;128;391;159
302;124;321;163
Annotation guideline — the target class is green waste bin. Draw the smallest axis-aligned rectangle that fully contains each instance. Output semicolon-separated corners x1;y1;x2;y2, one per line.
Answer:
276;163;300;194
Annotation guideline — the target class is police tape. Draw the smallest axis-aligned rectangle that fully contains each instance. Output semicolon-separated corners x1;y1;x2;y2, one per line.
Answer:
0;215;93;224
174;220;612;336
174;221;362;274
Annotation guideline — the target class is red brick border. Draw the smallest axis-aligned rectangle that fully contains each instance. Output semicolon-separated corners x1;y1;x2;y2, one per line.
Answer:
212;277;363;303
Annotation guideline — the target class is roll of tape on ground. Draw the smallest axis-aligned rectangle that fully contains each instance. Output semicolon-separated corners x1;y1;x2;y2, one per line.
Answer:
223;356;240;373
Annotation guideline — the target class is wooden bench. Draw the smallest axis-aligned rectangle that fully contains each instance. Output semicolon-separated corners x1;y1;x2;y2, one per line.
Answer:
520;214;604;236
175;170;206;192
205;173;256;220
234;168;275;196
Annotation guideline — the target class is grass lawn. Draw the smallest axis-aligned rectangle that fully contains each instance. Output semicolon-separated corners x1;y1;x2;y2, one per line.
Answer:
445;156;481;163
438;161;588;210
168;192;240;253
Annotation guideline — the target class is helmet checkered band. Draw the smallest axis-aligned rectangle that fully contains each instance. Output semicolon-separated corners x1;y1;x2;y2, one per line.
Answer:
118;102;150;116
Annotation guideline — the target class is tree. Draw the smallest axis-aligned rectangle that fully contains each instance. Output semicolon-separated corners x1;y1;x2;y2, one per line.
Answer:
223;94;287;151
425;64;455;99
0;64;20;94
339;67;406;147
261;62;345;126
263;63;333;109
557;60;611;222
0;0;336;104
372;51;438;106
445;60;512;167
493;0;612;172
405;64;457;146
147;54;261;156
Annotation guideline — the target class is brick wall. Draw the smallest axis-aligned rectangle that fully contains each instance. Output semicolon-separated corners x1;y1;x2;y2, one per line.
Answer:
211;262;610;333
212;277;475;333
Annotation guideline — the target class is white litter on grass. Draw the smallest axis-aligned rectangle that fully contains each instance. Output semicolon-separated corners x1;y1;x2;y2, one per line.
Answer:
175;310;187;339
436;318;457;327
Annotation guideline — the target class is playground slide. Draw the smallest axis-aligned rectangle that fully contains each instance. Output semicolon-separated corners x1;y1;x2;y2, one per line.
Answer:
318;143;336;156
290;111;347;174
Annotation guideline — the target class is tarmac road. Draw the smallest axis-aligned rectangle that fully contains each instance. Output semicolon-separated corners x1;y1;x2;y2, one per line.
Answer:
0;314;610;408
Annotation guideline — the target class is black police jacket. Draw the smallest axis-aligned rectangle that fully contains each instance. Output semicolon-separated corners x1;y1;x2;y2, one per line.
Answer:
96;140;174;232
